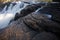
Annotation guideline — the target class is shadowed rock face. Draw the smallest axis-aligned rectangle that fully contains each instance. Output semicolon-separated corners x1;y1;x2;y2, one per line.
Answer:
0;12;59;40
20;2;46;16
13;2;46;21
37;2;60;23
0;2;60;40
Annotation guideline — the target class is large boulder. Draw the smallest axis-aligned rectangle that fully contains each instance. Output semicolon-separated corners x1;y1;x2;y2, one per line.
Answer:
0;9;59;40
13;2;46;21
0;2;60;40
37;2;60;23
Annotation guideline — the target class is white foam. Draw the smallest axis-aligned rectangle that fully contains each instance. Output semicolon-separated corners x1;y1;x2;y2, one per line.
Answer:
0;1;29;29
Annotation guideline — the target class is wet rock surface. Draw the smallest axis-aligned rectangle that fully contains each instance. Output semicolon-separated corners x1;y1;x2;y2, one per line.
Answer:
0;2;60;40
13;2;46;21
38;2;60;23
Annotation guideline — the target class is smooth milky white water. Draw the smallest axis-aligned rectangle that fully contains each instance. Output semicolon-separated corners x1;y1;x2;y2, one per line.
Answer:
0;1;29;29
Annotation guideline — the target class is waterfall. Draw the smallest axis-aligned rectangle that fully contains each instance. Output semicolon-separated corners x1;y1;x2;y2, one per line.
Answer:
35;7;52;19
0;1;29;29
0;1;53;29
1;5;7;13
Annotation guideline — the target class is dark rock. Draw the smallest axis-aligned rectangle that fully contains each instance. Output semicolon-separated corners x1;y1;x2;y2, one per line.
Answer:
19;5;40;17
13;3;46;21
14;13;21;21
0;11;59;40
37;2;60;23
19;2;46;17
0;2;60;40
53;0;60;2
23;11;60;32
32;32;58;40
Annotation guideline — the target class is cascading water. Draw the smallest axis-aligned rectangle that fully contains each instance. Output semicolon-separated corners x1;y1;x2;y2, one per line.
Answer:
1;5;7;13
0;1;29;29
35;7;52;19
0;1;52;29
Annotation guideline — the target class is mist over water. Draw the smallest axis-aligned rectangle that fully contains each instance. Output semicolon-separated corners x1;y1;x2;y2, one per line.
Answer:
0;1;29;29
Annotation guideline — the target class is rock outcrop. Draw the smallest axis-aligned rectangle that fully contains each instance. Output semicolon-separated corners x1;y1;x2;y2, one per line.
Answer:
0;12;59;40
13;2;46;21
0;2;60;40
